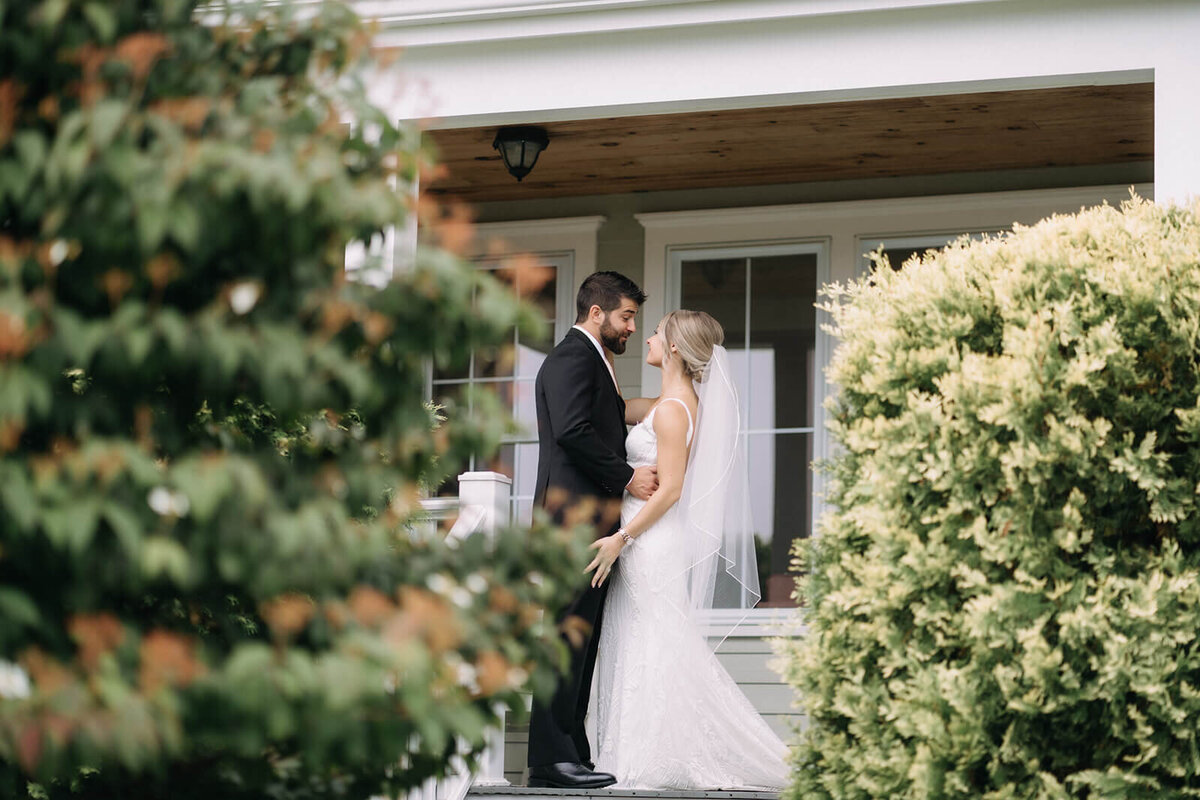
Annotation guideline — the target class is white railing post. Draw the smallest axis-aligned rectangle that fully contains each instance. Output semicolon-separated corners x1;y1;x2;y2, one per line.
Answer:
455;471;512;788
455;471;511;539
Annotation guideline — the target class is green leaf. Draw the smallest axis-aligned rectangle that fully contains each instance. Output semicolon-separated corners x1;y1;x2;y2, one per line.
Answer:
168;200;202;252
103;500;144;556
140;537;192;585
90;100;127;151
41;499;100;554
0;464;37;531
82;1;117;42
0;586;41;629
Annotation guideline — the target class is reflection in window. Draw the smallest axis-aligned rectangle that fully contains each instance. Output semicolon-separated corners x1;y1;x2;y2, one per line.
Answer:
677;247;820;608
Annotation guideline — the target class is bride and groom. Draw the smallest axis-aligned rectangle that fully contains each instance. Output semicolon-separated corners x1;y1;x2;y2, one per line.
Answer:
528;271;789;790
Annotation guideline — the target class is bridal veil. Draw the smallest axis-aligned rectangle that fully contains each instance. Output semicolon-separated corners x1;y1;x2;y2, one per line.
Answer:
675;344;761;644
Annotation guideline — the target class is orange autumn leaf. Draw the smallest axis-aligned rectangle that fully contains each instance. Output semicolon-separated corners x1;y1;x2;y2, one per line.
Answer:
114;32;171;81
17;724;41;774
559;614;592;650
139;630;203;693
100;268;134;307
488;585;519;614
0;311;30;360
260;593;315;639
68;613;125;670
0;418;24;452
0;80;21;148
20;648;72;694
474;650;510;696
361;311;393;345
396;586;462;652
348;585;394;628
145;253;178;291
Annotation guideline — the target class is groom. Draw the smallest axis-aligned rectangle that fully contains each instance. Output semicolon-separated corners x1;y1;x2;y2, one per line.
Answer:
528;271;657;789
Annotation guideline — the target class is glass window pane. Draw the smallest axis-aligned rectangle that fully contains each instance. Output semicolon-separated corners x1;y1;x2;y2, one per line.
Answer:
746;431;812;608
749;253;817;430
877;246;931;273
492;266;518;291
432;382;467;416
517;321;554;378
514;498;534;528
474;381;515;417
476;327;516;378
512;379;537;437
486;443;515;480
679;258;747;346
520;264;559;319
514;442;539;500
432;350;470;381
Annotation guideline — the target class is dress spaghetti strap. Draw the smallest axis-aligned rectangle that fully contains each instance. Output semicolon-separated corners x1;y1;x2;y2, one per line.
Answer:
652;396;694;444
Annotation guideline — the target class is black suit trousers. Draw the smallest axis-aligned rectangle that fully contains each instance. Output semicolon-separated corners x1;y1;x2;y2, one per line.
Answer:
527;578;609;768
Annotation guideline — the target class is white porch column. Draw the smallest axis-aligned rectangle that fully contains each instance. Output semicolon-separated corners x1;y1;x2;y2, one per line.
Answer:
1154;59;1200;208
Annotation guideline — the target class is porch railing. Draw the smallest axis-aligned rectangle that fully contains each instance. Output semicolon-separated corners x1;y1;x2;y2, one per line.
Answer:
405;471;513;800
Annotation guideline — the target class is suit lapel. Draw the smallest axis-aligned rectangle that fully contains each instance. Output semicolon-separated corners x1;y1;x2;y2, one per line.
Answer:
566;328;625;419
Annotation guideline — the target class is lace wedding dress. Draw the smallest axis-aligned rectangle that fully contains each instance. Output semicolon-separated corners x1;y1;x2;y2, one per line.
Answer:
592;398;790;790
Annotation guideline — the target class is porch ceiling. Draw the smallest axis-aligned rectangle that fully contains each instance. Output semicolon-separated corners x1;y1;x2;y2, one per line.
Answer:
423;83;1152;203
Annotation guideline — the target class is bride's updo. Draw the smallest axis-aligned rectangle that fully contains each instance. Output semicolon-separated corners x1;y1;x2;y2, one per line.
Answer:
662;309;724;382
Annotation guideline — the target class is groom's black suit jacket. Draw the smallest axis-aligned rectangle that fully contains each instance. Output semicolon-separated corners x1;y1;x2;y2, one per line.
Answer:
529;326;632;768
533;327;633;523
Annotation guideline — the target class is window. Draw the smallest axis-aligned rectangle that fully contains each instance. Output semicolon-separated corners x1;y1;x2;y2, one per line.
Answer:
669;242;826;608
857;231;999;277
429;252;575;525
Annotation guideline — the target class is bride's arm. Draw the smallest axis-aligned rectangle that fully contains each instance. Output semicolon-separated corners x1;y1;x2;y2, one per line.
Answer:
623;396;657;425
586;402;689;587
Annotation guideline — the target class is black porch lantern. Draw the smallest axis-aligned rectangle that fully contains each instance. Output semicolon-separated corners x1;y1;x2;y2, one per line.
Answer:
492;126;549;182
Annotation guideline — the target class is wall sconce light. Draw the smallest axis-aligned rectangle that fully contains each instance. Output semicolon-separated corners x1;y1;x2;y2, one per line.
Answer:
493;126;549;182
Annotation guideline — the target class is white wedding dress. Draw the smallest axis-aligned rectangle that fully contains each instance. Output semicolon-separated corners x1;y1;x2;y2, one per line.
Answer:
592;398;790;790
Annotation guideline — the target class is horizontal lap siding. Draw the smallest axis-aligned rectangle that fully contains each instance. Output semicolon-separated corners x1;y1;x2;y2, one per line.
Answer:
715;637;804;742
503;636;802;784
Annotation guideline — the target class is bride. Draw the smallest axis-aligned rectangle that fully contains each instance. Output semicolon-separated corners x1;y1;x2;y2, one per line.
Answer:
584;309;790;790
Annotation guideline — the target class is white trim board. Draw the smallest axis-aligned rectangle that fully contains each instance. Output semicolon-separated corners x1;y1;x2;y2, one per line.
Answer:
376;0;1013;48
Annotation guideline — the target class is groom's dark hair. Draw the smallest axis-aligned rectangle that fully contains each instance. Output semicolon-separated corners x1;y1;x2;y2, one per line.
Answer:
575;271;646;322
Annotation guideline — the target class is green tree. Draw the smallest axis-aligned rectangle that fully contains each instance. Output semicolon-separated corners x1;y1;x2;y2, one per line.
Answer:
0;1;586;797
785;197;1200;800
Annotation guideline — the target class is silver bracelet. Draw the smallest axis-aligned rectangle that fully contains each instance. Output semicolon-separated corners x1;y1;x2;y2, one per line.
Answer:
617;528;634;546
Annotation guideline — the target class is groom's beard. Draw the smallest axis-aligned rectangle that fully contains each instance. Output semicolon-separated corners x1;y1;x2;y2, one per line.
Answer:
599;319;629;355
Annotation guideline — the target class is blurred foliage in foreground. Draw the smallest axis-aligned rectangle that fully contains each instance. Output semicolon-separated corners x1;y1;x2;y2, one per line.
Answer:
0;0;586;797
784;196;1200;800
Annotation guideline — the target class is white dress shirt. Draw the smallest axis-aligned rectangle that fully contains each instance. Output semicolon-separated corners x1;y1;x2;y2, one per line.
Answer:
572;324;634;492
572;324;620;392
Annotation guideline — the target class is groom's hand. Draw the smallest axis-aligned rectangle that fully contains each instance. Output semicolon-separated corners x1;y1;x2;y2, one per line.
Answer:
626;465;658;500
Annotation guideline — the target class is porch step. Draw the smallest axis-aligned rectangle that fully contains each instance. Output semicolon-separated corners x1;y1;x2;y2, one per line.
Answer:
469;787;777;800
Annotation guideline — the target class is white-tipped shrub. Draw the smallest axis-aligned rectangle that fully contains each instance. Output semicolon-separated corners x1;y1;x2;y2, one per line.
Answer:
785;196;1200;800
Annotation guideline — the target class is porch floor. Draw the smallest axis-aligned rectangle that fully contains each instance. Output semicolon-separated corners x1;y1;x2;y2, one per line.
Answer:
469;787;777;800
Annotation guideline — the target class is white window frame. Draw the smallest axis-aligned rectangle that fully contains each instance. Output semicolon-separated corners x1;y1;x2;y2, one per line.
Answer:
665;239;830;604
429;216;603;523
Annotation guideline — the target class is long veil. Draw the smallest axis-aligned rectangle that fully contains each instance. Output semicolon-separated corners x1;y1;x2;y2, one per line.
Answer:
673;345;760;647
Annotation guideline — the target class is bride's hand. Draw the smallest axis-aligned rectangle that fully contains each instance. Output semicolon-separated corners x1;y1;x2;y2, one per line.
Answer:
585;535;624;588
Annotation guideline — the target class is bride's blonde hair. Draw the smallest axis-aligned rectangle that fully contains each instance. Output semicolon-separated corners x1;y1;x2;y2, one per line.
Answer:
661;309;724;382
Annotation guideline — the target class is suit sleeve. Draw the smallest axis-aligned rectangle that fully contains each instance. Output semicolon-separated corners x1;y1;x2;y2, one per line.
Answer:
542;351;635;495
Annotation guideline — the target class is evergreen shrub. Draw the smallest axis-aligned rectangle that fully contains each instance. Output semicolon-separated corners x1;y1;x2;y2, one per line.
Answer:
0;1;587;797
785;197;1200;799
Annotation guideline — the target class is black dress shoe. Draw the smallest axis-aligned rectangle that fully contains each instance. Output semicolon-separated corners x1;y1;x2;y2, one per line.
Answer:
528;762;617;789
